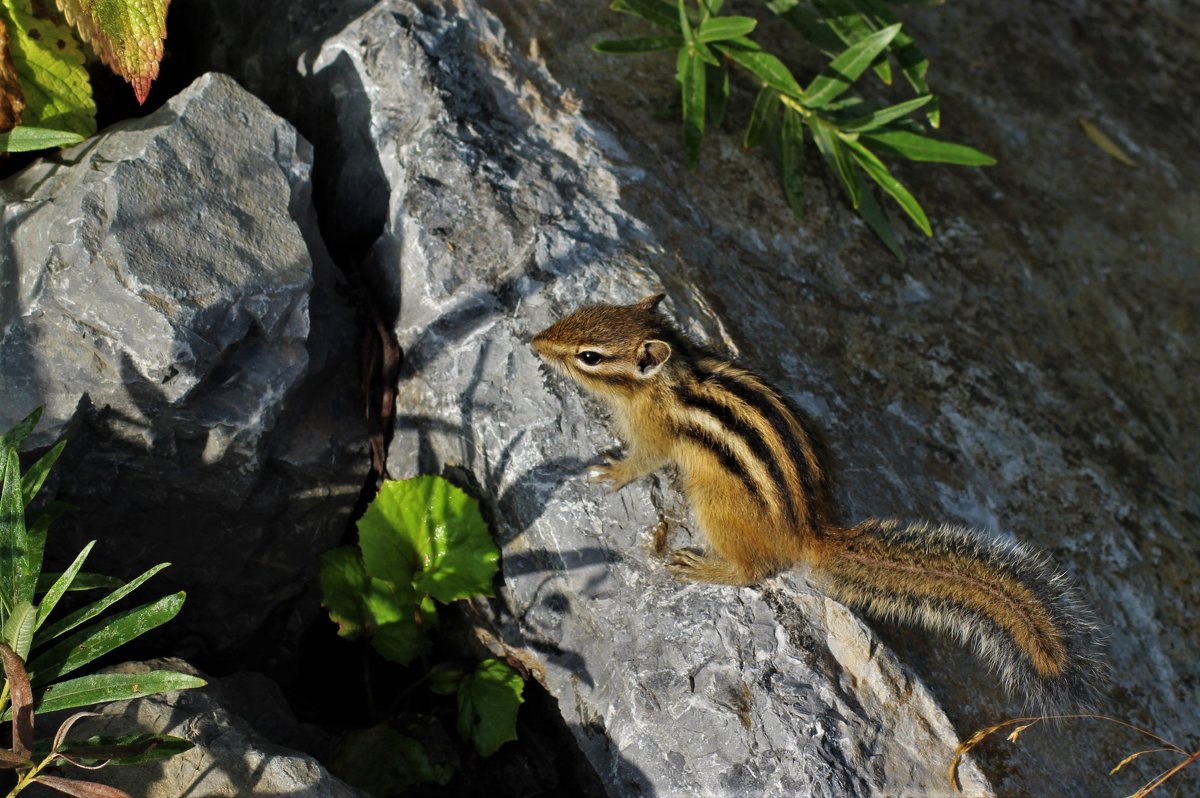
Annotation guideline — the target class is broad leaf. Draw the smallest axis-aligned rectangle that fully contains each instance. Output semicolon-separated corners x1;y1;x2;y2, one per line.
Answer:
678;47;705;167
847;139;931;234
780;106;806;216
696;15;756;42
713;38;803;97
593;35;683;53
371;619;427;665
456;659;524;757
359;477;499;607
319;546;372;638
28;592;185;686
16;670;205;716
55;0;169;104
804;23;900;107
0;0;95;136
36;562;170;644
861;129;995;165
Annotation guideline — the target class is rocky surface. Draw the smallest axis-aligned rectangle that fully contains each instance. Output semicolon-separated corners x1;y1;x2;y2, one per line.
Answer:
52;660;364;798
0;72;363;661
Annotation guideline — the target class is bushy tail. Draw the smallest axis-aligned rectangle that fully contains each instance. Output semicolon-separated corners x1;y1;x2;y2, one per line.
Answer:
811;518;1105;710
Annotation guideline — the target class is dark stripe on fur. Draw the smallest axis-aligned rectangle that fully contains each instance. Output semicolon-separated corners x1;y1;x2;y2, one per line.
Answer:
677;423;765;506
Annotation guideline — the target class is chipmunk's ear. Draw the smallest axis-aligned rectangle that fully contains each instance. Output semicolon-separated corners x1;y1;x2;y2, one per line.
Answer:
636;293;666;312
637;339;672;377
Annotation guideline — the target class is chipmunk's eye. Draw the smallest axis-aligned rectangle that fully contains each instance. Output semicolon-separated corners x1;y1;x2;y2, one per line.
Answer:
576;351;604;367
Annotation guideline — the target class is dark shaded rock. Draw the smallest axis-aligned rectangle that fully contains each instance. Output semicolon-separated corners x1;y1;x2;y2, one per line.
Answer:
0;72;363;661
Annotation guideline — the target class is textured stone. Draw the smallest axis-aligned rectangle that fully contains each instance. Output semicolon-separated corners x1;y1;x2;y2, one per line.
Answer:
0;72;363;659
288;3;994;796
54;660;364;798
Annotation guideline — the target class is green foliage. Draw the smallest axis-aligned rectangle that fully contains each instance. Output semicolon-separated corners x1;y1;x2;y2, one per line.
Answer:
330;725;455;796
0;408;202;798
597;0;996;259
0;0;170;154
319;476;523;769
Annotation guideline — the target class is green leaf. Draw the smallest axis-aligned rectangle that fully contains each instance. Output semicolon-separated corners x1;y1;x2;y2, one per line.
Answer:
0;408;42;450
780;107;806;217
707;62;729;127
677;0;693;42
855;175;905;261
36;570;122;597
330;726;454;794
360;477;499;606
846;139;931;234
744;86;778;150
457;659;525;757
611;0;678;29
36;563;170;645
55;733;194;766
809;117;861;207
55;0;169;103
678;48;705;167
804;23;900;107
370;619;427;665
427;663;467;696
0;0;95;136
847;0;937;123
860;129;995;165
764;0;845;52
696;15;756;42
28;591;186;686
20;439;65;507
35;542;96;633
319;546;371;639
15;670;206;717
593;35;684;53
810;0;891;81
3;600;35;660
318;545;427;663
0;125;84;152
0;447;38;620
837;94;932;131
713;38;804;97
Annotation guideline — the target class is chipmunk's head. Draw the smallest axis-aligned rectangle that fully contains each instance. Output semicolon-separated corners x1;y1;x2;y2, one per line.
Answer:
532;293;674;398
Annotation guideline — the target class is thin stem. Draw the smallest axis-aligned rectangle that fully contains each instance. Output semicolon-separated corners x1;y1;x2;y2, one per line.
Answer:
7;752;55;797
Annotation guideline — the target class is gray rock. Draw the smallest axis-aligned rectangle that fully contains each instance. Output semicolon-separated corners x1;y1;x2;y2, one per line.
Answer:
50;659;364;798
0;72;363;658
290;3;994;796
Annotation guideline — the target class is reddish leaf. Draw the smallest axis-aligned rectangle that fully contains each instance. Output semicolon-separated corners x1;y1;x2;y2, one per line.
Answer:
0;643;34;758
0;748;34;769
55;0;170;104
0;16;26;131
35;775;135;798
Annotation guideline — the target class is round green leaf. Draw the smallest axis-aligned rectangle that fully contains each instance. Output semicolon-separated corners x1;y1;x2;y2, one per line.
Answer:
318;547;369;639
456;658;524;757
371;620;426;666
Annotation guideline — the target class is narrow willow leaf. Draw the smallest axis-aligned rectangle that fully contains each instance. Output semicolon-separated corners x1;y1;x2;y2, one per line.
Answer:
677;0;693;42
28;592;185;686
1078;118;1136;167
861;129;995;165
694;40;720;67
20;439;65;506
0;748;33;768
849;0;936;122
457;659;525;757
696;15;756;42
20;670;206;716
36;562;170;644
593;35;684;53
780;107;806;216
611;0;677;28
0;408;42;450
36;571;120;598
35;542;96;632
56;0;170;104
764;0;844;53
810;0;891;81
57;733;193;767
679;47;706;168
3;601;35;659
744;86;778;150
838;94;932;131
847;139;931;234
0;642;33;757
0;0;95;136
34;774;134;798
0;447;38;615
0;125;84;152
854;173;905;261
809;118;861;207
708;62;729;127
713;39;803;97
804;23;900;107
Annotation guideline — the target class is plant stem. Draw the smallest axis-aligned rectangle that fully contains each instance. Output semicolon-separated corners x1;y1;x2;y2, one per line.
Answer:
7;753;54;797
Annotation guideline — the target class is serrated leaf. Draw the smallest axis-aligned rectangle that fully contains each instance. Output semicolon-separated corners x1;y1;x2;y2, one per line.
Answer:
361;477;499;609
0;14;24;132
847;139;931;234
713;38;804;97
36;562;170;645
56;0;169;104
13;670;205;716
21;439;65;506
0;0;95;136
837;94;931;131
28;592;185;686
610;0;677;29
696;15;756;42
854;171;905;261
744;86;778;150
804;23;900;107
456;659;524;757
810;117;861;207
780;107;806;216
861;129;995;165
678;47;705;167
593;35;684;53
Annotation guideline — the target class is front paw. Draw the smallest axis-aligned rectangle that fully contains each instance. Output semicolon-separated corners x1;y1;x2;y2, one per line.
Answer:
587;457;634;492
666;549;707;581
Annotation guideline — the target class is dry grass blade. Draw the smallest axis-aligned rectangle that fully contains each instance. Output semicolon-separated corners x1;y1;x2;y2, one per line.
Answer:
1110;748;1177;776
1078;118;1137;167
1129;749;1200;798
0;642;35;758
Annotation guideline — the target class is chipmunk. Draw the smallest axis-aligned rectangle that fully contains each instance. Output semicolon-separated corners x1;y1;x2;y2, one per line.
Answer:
531;293;1104;709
